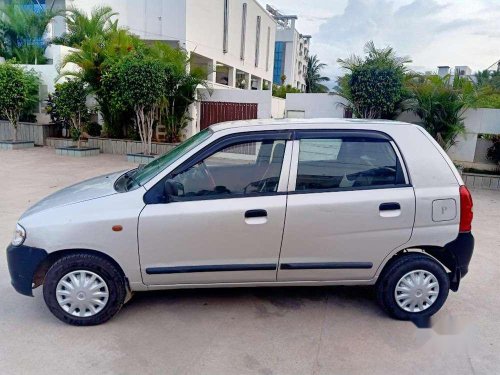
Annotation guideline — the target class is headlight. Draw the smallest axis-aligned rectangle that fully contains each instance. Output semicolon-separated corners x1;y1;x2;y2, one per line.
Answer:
12;224;26;246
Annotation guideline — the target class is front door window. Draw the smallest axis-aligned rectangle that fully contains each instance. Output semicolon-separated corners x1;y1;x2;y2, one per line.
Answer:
166;139;286;201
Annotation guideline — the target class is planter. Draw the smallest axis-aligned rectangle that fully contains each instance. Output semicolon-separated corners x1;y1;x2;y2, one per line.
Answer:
127;152;157;164
462;172;500;190
87;137;177;156
0;121;59;146
56;146;100;157
46;137;76;148
0;140;35;150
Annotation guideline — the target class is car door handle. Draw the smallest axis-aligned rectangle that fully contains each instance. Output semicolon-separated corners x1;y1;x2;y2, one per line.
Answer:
245;209;268;218
379;202;401;211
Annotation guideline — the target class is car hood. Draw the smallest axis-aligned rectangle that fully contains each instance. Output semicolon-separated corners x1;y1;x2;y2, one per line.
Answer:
21;170;126;218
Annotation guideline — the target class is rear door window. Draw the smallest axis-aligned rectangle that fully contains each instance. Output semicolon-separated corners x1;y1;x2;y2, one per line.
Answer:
296;136;403;191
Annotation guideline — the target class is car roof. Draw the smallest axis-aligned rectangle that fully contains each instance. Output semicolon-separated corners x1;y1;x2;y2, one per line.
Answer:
209;118;416;132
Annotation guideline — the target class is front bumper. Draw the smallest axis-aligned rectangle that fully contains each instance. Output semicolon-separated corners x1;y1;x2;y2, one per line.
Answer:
6;244;47;296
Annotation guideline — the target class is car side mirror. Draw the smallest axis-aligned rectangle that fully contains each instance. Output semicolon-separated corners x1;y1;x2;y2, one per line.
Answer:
164;179;184;202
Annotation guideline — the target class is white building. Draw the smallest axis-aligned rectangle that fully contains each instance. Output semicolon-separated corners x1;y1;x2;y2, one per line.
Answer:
437;65;473;80
266;4;310;92
48;0;277;91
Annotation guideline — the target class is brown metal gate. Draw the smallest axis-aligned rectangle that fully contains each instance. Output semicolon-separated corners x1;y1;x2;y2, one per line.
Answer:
200;101;258;130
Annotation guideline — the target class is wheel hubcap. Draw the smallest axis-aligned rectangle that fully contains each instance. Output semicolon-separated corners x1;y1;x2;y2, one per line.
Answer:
394;269;439;313
56;270;109;318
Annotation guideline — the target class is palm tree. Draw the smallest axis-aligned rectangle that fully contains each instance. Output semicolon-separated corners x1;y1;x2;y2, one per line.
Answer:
61;28;142;136
335;41;412;119
474;69;491;87
54;6;117;47
407;74;480;149
474;69;500;91
0;25;5;54
338;41;411;74
147;42;210;142
305;54;330;93
0;0;60;64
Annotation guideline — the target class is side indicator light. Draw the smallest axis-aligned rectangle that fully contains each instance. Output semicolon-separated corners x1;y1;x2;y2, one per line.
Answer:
112;225;123;232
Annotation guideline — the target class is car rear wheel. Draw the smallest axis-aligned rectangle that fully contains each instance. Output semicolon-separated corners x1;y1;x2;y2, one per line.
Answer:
376;253;450;320
43;253;126;326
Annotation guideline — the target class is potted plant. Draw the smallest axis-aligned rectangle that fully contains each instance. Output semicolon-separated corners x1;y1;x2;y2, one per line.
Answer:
0;63;39;150
52;79;100;157
102;54;167;163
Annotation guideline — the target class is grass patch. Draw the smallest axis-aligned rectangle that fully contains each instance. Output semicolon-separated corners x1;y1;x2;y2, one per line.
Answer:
463;167;500;176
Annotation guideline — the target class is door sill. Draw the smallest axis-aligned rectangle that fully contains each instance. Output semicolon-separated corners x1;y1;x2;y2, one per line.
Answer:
139;279;377;291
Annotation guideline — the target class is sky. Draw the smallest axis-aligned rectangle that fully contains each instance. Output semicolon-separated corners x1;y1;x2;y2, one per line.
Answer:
259;0;500;83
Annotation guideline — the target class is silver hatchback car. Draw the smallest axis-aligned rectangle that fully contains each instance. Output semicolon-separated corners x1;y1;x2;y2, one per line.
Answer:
7;119;474;325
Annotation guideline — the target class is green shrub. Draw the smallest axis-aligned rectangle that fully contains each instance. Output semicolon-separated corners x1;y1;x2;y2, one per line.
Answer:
85;122;101;137
476;93;500;109
407;74;480;150
0;63;39;140
272;84;301;99
335;41;411;119
487;136;500;164
52;79;90;148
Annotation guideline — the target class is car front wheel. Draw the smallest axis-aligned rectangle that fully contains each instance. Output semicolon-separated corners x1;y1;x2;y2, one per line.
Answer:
376;253;450;320
43;253;126;326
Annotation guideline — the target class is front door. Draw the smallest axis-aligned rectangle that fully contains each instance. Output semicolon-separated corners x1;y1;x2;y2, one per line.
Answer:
277;130;416;282
139;132;291;285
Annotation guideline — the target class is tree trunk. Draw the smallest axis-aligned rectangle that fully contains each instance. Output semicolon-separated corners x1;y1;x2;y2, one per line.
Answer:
7;111;19;142
77;113;82;149
134;105;157;156
12;123;18;142
146;108;155;156
135;105;147;155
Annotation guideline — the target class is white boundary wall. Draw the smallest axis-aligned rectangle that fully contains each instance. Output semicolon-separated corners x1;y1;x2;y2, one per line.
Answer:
447;109;500;163
14;45;79;123
271;97;286;119
285;93;347;118
284;93;500;165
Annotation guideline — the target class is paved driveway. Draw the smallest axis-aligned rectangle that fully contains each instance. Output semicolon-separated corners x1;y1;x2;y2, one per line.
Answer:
1;148;499;375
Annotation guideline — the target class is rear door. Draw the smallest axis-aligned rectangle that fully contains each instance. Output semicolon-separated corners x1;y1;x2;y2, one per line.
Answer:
277;130;415;282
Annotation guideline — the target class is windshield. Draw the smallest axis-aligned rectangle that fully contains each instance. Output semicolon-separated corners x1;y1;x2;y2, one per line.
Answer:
118;128;213;191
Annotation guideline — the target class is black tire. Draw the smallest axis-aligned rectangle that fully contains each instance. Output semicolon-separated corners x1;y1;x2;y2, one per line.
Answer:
376;253;450;320
43;253;126;326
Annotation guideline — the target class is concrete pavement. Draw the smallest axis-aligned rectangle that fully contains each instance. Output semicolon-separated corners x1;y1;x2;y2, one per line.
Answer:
0;147;499;375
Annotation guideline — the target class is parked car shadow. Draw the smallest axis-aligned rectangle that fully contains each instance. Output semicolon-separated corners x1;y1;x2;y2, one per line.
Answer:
119;285;388;320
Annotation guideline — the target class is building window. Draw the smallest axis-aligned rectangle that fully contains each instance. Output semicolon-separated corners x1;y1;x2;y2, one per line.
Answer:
273;41;285;84
255;16;261;67
223;0;229;53
240;3;247;60
265;26;271;72
20;0;47;48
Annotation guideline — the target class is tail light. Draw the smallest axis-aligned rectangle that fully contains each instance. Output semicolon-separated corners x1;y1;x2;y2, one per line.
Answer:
459;185;473;232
